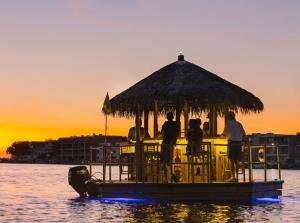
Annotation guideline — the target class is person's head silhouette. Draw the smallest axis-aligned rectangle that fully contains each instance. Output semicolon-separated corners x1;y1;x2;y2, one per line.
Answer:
167;112;174;121
227;111;235;121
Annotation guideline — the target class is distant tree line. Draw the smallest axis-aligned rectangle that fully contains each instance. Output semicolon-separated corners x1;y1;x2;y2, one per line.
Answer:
6;142;31;156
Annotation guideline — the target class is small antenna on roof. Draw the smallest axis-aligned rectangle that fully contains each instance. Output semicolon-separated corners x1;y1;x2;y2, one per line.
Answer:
178;51;184;61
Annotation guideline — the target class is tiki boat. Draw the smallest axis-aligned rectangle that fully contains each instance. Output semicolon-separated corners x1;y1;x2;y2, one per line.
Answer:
69;54;283;202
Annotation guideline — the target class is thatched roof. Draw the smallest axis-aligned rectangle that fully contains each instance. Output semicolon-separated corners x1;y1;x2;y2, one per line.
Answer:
110;55;263;117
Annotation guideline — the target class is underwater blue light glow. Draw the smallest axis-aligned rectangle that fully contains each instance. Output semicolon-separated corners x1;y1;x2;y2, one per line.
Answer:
108;191;144;195
91;197;159;204
252;197;281;203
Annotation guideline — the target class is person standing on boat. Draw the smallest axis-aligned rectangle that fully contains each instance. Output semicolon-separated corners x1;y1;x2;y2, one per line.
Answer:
161;112;180;182
127;119;149;142
222;111;246;182
186;119;203;156
203;121;210;137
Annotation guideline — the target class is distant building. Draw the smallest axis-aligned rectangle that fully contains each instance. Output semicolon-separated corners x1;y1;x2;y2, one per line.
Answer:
294;133;300;166
53;134;127;164
9;141;54;163
6;134;127;164
29;141;54;162
249;133;300;168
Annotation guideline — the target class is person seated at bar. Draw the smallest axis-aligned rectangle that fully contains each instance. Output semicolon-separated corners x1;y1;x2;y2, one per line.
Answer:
186;119;203;157
161;112;180;182
203;121;210;137
127;119;148;142
222;111;246;182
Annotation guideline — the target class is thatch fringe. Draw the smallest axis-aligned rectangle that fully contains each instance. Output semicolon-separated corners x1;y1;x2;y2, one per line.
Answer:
109;59;263;118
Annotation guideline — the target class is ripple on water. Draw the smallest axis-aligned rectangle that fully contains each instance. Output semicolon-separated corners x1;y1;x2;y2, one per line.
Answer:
1;164;300;222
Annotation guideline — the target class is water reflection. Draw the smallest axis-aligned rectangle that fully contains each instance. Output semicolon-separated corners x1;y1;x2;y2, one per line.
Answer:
66;197;284;222
1;164;299;222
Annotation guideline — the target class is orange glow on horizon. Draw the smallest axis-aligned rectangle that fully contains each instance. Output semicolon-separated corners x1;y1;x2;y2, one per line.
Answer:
1;1;299;156
1;110;299;156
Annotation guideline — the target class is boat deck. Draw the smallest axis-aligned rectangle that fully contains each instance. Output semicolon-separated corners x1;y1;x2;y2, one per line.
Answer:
86;180;283;201
69;142;284;201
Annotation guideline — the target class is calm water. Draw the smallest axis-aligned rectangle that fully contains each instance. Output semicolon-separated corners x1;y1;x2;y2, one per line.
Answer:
0;164;299;222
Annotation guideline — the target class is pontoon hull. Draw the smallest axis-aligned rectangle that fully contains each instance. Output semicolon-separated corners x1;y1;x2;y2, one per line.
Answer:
85;181;283;201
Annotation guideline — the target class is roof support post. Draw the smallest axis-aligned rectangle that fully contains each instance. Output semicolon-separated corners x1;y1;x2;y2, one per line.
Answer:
176;103;181;136
144;109;149;138
209;106;218;137
153;100;158;137
183;101;189;137
135;105;142;181
224;109;229;127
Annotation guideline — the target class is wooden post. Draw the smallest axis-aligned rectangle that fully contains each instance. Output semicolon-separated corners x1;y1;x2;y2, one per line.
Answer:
109;147;112;182
208;144;212;183
119;147;121;182
153;100;158;137
224;109;229;128
209;106;218;136
144;109;149;138
214;111;218;136
249;144;253;182
264;145;267;182
135;105;141;143
135;105;142;182
209;111;213;137
242;144;246;182
176;103;181;136
276;144;281;179
103;146;106;183
89;147;92;177
183;101;189;137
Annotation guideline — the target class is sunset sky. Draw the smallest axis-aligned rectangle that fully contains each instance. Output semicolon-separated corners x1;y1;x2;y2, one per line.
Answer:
1;1;300;156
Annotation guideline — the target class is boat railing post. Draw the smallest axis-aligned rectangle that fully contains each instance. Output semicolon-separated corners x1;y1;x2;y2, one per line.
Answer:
191;149;194;184
119;145;121;182
155;144;157;183
242;143;246;182
208;143;212;183
135;143;138;183
151;145;154;183
187;153;190;183
248;143;253;182
157;144;159;183
103;145;106;183
170;144;173;184
264;145;267;182
89;146;92;177
142;143;145;183
127;146;130;181
109;146;112;182
276;144;281;179
237;145;239;182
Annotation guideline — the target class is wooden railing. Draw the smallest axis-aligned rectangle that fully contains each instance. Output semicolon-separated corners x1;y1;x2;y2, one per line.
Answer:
88;142;282;184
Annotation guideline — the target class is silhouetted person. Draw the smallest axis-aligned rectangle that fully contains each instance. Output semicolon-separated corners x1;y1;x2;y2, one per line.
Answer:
186;119;203;156
161;112;179;182
222;111;246;182
203;121;210;137
128;119;148;142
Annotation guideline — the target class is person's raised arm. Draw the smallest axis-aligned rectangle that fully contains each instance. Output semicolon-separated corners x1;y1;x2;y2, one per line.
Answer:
127;127;134;142
240;123;246;141
222;124;229;137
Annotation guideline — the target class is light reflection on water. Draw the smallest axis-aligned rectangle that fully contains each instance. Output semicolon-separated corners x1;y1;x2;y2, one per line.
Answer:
0;164;299;222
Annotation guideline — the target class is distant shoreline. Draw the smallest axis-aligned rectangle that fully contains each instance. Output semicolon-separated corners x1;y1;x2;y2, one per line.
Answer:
0;160;121;166
1;160;300;170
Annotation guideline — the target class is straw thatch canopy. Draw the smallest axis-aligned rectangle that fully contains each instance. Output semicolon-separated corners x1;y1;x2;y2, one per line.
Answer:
110;55;263;117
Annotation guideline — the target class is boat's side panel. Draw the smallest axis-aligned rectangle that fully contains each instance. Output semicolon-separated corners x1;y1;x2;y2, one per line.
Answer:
86;181;283;201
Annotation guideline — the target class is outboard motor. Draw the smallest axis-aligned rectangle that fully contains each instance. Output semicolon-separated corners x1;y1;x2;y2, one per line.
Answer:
68;166;90;197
